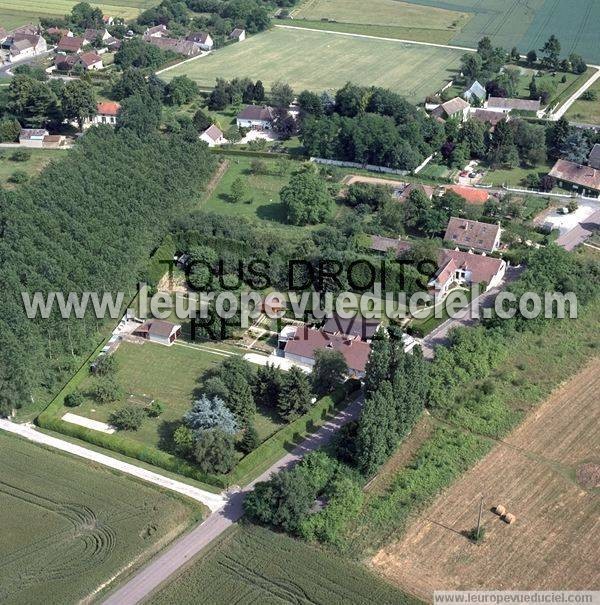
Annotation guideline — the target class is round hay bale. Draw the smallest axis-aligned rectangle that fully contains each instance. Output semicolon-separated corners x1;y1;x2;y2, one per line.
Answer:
502;512;516;524
494;505;506;516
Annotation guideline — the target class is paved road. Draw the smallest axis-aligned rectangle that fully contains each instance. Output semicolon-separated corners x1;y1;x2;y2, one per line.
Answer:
0;419;226;512
421;266;523;359
0;49;56;77
102;395;363;605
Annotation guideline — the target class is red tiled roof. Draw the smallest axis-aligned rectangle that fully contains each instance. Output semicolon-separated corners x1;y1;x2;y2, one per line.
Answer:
57;35;85;51
444;217;500;252
96;101;120;116
284;327;371;373
446;185;489;205
437;249;505;286
79;51;102;67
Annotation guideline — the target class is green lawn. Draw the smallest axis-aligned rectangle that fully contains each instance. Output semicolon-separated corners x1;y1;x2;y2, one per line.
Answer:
163;27;465;103
567;77;600;125
482;161;554;188
0;149;62;188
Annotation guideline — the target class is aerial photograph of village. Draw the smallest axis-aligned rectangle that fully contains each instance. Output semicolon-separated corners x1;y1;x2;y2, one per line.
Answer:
0;0;598;603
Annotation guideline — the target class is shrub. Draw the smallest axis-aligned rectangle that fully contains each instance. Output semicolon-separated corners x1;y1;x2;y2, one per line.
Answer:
110;406;145;431
173;424;196;459
580;90;597;102
145;400;164;418
64;391;84;408
10;150;31;162
240;423;259;454
93;354;118;376
8;170;29;184
93;377;123;404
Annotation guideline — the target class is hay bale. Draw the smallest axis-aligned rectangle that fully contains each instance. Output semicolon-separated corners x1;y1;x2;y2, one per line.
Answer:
502;512;516;524
494;505;506;516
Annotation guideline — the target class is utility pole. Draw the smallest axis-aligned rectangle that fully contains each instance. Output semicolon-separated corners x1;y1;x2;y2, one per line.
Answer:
476;495;484;539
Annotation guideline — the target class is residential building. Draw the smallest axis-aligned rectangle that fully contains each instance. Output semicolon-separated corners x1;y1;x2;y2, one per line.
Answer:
463;80;486;102
144;24;170;38
555;210;600;251
397;182;435;202
470;108;507;129
77;51;103;70
19;128;49;148
90;101;121;126
42;134;65;148
55;53;79;71
46;27;72;37
133;320;181;346
83;28;111;44
588;144;600;170
370;235;412;256
278;325;371;378
430;97;470;122
486;97;541;113
236;105;275;129
548;159;600;195
186;31;213;50
8;33;47;61
229;28;246;42
200;124;226;146
143;35;202;57
428;249;506;297
56;35;87;53
444;217;501;253
322;313;380;342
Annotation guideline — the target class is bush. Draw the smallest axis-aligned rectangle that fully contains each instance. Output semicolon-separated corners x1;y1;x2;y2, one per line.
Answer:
64;391;84;408
10;150;31;162
93;377;123;404
240;423;259;454
8;170;29;184
145;400;164;418
92;354;118;376
194;429;236;474
580;90;597;102
110;406;145;431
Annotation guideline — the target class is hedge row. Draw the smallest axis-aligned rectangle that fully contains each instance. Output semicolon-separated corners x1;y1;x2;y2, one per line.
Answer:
211;148;292;159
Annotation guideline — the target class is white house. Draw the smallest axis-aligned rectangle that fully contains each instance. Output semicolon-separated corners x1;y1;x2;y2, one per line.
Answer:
89;101;121;126
78;51;103;70
144;24;170;38
229;28;246;42
8;34;47;61
19;128;49;148
186;31;213;50
133;320;181;346
200;124;226;146
430;97;471;123
236;105;275;130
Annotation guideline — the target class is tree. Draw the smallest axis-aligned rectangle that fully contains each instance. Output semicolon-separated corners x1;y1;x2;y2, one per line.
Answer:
547;116;570;158
526;50;537;66
271;81;294;108
94;377;123;404
335;81;366;117
345;183;391;210
240;423;259;454
184;395;238;435
7;75;60;128
110;406;145;431
165;75;198;105
0;118;21;142
192;108;212;132
112;68;148;100
278;366;312;421
311;349;348;395
115;38;171;70
461;52;483;80
145;400;164;417
116;93;162;135
540;35;561;69
280;170;332;225
254;363;283;409
61;79;96;131
70;1;103;28
569;53;587;75
250;158;268;175
297;90;323;118
254;80;265;102
242;81;255;103
194;429;236;474
458;119;486;158
173;425;195;458
230;176;247;203
273;108;297;139
208;83;229;110
559;130;591;164
93;354;118;376
403;188;431;231
64;391;84;407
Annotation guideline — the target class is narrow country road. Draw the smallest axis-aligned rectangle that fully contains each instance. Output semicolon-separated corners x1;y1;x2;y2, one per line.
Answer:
101;395;363;605
0;420;226;512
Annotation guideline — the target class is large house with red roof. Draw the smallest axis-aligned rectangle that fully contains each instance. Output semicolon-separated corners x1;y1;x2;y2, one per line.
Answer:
86;101;121;127
444;217;501;253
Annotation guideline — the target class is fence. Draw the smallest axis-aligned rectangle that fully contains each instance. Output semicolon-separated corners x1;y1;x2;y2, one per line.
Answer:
310;157;409;175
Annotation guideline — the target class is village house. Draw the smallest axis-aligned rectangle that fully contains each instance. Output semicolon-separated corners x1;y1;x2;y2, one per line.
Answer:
322;313;381;343
236;105;275;129
46;26;73;38
143;35;202;57
469;108;507;130
200;124;226;146
144;24;170;38
77;51;103;70
485;97;541;114
8;33;47;61
83;28;111;45
19;128;49;148
397;182;435;203
369;235;413;257
133;320;181;346
89;101;121;126
186;31;213;50
428;249;506;298
56;35;87;53
55;53;79;71
463;80;486;103
444;217;501;253
278;325;371;378
229;28;246;42
548;159;600;196
430;97;470;122
588;144;600;170
42;134;65;148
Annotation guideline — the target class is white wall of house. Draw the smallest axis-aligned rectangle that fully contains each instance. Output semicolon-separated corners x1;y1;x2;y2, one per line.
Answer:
92;114;117;125
236;118;272;130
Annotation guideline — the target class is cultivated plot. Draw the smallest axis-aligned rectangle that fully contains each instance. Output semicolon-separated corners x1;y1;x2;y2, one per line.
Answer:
371;359;600;600
163;28;465;103
0;433;200;605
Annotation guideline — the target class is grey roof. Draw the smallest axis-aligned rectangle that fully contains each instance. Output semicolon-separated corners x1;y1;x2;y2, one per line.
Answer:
589;144;600;170
10;38;33;53
202;124;223;141
464;80;486;100
322;313;380;341
370;235;412;255
230;28;245;38
487;97;541;111
186;31;211;44
20;128;48;139
237;105;275;121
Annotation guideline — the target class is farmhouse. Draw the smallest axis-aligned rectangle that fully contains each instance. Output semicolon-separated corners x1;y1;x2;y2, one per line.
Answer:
278;325;371;378
19;128;49;148
548;159;600;195
8;33;47;61
56;35;87;53
186;31;213;50
145;24;170;38
236;105;275;129
89;101;121;126
428;249;506;297
143;35;202;57
83;28;111;44
430;97;470;122
370;235;412;256
133;320;181;346
486;97;541;114
470;108;507;129
322;313;380;342
463;80;486;102
229;28;246;42
588;144;600;170
444;217;501;253
200;124;226;146
78;51;103;70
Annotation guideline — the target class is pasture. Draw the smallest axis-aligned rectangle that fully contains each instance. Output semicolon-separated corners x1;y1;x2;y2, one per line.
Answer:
402;0;600;63
163;28;465;103
0;433;201;605
0;0;156;25
371;358;600;600
0;149;61;189
149;524;414;605
567;78;600;125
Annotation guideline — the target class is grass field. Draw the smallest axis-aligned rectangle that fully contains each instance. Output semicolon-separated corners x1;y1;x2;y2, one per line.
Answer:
0;0;156;25
149;525;414;605
567;78;600;125
0;432;201;604
402;0;600;63
0;149;63;188
164;28;465;102
372;358;600;599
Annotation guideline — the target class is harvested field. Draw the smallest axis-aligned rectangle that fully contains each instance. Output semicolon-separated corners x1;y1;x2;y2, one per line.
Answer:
371;359;600;599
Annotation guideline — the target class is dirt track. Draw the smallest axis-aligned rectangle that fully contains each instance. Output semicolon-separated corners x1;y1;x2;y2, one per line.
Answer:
371;359;600;598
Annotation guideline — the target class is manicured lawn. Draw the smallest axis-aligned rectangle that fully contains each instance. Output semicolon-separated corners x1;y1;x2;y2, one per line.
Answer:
0;148;63;188
481;161;554;187
163;27;465;103
567;77;600;125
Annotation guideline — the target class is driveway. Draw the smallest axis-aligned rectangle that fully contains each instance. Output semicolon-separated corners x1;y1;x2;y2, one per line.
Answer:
101;395;363;605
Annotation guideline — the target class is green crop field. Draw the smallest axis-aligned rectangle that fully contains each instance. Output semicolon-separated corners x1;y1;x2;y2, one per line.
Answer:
401;0;600;63
149;524;414;605
163;28;465;103
0;0;156;25
0;433;201;604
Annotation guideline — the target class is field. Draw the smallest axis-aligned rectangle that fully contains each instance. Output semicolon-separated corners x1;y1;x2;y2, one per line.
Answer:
0;432;201;605
164;28;465;103
149;524;414;605
371;359;600;599
401;0;600;63
567;78;600;125
0;0;156;25
0;149;62;188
